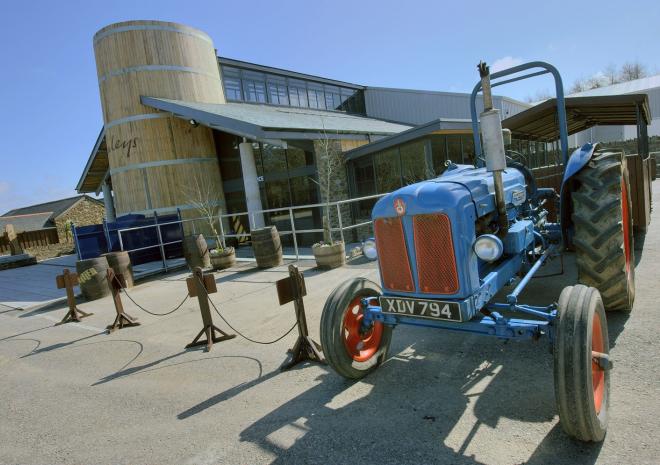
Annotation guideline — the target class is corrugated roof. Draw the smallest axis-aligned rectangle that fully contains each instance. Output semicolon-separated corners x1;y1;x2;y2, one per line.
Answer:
502;94;651;142
141;97;411;139
0;212;54;233
568;74;660;97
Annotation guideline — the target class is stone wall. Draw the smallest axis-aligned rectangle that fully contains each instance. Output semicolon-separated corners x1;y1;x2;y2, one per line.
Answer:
55;197;106;243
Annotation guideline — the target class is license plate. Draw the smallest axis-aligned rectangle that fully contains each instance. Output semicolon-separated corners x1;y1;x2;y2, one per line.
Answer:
379;296;462;322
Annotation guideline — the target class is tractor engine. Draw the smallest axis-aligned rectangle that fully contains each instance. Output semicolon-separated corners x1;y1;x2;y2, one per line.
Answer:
371;164;533;314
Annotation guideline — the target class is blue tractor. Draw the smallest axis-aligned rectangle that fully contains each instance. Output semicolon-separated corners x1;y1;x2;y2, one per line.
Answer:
320;61;635;442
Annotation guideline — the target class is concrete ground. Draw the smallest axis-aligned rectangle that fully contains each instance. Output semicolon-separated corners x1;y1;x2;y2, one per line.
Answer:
1;185;659;465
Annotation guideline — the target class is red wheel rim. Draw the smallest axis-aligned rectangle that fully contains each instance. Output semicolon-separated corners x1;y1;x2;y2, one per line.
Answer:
342;296;383;362
591;312;605;414
621;179;632;275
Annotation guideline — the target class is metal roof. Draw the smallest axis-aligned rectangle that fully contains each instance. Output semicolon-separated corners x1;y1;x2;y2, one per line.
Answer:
344;118;473;161
140;97;411;141
0;212;54;233
568;74;660;97
501;94;652;142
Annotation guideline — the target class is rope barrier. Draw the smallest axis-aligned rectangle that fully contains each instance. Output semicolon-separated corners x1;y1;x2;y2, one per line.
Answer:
197;276;298;345
113;275;189;316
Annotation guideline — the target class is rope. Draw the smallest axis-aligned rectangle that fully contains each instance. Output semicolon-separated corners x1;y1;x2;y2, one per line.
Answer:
114;275;189;316
197;276;298;345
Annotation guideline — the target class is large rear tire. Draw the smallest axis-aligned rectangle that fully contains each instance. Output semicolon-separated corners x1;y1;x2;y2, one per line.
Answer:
572;149;635;311
554;285;610;442
320;278;392;379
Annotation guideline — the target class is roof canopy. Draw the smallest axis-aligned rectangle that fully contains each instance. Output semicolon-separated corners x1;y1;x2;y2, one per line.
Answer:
77;100;410;193
501;94;652;142
141;97;410;142
76;129;109;193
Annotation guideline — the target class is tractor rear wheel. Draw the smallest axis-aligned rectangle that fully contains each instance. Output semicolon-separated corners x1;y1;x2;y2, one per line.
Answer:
554;285;610;442
572;149;635;311
320;278;392;379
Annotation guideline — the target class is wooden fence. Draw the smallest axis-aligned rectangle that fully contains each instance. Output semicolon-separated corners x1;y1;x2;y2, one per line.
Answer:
0;228;60;253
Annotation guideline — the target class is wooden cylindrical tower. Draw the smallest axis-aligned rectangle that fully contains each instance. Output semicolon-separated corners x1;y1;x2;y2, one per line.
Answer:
93;20;226;221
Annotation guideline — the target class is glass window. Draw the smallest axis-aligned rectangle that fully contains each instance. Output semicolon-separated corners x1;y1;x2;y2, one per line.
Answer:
242;70;266;103
307;83;326;109
324;85;342;111
446;135;463;164
214;132;242;181
431;135;448;173
339;88;355;113
461;135;475;165
400;140;427;184
267;75;289;106
261;143;288;173
288;79;308;108
286;146;314;170
222;66;242;101
374;148;402;193
289;176;318;206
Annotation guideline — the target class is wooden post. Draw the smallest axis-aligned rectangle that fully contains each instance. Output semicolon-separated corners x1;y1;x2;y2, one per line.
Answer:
5;224;23;256
55;269;92;325
185;267;235;352
278;264;325;370
106;268;140;333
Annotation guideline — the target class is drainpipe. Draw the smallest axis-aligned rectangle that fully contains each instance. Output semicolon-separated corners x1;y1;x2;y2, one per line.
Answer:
102;180;116;222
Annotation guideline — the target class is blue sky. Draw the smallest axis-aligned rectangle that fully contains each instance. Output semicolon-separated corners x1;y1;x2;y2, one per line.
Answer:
0;0;658;213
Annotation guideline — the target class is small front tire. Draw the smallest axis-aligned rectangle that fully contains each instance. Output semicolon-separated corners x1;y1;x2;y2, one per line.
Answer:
554;284;610;442
320;278;392;380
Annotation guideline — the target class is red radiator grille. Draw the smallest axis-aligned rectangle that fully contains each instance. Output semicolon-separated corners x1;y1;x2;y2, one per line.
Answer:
374;217;414;292
413;213;459;294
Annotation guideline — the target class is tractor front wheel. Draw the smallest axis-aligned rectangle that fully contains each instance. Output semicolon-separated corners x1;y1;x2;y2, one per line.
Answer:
572;149;635;311
554;284;610;442
320;278;392;379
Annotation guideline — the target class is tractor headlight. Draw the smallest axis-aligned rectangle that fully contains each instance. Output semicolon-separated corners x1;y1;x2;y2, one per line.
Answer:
473;234;503;262
363;238;378;260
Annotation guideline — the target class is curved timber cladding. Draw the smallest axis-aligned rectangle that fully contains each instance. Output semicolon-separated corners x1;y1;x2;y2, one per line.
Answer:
93;20;226;217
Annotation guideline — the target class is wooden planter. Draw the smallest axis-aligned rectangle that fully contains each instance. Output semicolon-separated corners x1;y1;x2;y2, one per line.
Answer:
312;242;346;269
210;247;236;270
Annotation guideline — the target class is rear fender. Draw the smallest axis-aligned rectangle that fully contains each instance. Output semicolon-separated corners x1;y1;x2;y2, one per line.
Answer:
560;143;598;247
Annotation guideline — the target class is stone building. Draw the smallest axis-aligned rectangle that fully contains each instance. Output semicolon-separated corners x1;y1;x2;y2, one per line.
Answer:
0;196;105;243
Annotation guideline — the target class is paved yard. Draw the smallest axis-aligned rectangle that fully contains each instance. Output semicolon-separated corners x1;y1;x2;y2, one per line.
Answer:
1;184;659;465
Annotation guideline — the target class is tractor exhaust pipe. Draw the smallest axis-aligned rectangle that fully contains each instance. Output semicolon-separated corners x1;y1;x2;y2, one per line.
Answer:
478;62;509;238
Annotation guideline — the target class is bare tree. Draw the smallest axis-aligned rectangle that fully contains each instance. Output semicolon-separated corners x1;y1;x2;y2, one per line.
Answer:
586;75;605;89
603;63;620;85
180;176;224;249
620;61;647;81
524;89;553;103
569;77;588;94
311;119;345;244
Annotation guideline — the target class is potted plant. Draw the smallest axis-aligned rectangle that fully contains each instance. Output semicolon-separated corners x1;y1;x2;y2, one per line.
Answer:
181;177;228;270
209;245;236;270
311;121;347;269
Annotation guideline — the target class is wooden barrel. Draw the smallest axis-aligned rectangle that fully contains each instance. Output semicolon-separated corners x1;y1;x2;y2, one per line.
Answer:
183;234;210;269
251;226;283;268
76;257;111;301
313;242;346;269
93;20;226;229
102;251;134;288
